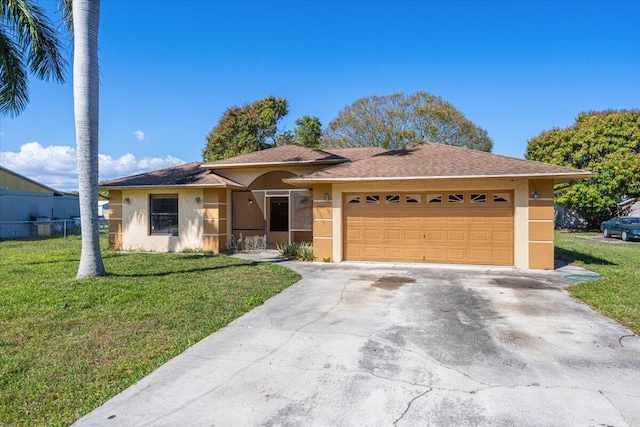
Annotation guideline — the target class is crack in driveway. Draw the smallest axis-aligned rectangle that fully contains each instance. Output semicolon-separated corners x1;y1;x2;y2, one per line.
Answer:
75;263;640;427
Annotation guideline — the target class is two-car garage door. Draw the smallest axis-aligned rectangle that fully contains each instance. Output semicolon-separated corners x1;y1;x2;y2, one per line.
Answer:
344;191;514;265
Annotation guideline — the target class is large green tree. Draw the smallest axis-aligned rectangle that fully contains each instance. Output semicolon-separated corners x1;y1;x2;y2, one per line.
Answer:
276;115;323;148
294;115;322;148
526;110;640;226
0;0;66;117
203;96;289;162
324;91;493;151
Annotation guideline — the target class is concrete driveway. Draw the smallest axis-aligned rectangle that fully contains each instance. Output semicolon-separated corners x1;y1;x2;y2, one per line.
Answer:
75;262;640;426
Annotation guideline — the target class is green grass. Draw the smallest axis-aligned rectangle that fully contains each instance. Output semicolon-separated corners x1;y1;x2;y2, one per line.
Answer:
555;231;640;335
0;236;300;426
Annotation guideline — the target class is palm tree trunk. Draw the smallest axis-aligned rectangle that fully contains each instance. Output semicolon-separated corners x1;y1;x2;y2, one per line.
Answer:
74;0;105;278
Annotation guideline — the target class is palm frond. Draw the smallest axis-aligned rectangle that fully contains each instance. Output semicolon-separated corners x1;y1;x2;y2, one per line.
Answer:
0;0;67;116
58;0;73;40
0;27;28;116
1;0;67;82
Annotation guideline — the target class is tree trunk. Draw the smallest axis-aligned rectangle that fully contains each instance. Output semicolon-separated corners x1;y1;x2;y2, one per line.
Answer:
74;0;105;278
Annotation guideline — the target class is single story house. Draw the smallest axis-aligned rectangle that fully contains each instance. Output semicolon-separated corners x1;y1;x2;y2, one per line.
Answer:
100;142;594;269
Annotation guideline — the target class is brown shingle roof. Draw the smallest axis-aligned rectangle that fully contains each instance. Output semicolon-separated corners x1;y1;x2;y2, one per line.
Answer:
288;142;595;183
201;144;348;169
324;147;387;161
100;162;244;189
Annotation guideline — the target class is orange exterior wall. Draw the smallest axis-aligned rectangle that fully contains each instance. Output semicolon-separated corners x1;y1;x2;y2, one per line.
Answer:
528;179;555;269
313;184;333;261
203;189;227;253
107;190;123;250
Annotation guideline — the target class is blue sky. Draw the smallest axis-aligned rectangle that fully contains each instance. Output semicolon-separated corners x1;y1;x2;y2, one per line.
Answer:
1;0;638;190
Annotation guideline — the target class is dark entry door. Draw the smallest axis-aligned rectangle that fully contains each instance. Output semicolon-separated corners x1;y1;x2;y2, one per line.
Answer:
267;197;289;244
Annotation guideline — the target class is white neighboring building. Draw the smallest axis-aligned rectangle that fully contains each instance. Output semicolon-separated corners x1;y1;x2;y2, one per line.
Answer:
98;200;109;217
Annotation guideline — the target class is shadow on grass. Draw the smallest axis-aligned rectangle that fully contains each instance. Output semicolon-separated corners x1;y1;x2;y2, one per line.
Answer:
10;251;128;266
555;247;617;266
11;251;238;267
107;261;260;278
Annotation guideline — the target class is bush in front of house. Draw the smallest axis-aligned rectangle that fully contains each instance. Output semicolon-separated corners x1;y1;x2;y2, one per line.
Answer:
227;234;267;252
276;241;314;261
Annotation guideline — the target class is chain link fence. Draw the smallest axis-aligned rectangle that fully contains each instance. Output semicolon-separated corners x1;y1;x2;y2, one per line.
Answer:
0;219;84;241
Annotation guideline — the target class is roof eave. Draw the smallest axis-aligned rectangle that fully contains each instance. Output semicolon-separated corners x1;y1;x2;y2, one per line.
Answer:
200;159;347;170
285;172;596;185
99;183;246;190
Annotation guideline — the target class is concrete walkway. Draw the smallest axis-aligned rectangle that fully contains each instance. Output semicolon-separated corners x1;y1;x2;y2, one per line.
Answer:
75;261;640;426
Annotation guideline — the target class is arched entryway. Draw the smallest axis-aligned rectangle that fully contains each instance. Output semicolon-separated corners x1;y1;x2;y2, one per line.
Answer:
231;171;312;247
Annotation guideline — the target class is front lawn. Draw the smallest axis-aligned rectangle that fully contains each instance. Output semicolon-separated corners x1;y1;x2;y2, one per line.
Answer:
555;231;640;335
0;237;300;426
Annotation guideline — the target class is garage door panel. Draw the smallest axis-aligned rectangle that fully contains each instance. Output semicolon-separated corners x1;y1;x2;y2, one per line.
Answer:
383;229;401;240
364;229;381;240
491;249;513;264
469;248;491;263
445;216;468;224
424;215;445;223
425;247;445;262
469;230;490;243
346;244;364;258
446;230;466;241
445;248;466;261
491;215;513;225
364;216;382;224
344;192;513;266
382;218;404;227
426;230;444;241
364;246;383;258
404;230;423;240
382;246;403;260
405;248;423;261
492;230;512;243
469;216;490;225
384;210;411;218
347;228;362;240
346;216;364;226
401;215;424;224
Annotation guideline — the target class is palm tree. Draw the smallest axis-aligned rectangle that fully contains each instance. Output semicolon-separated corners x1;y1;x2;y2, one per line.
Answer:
70;0;105;278
0;0;66;117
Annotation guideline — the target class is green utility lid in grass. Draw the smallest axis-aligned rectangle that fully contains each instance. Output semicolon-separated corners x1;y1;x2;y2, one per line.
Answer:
564;274;603;282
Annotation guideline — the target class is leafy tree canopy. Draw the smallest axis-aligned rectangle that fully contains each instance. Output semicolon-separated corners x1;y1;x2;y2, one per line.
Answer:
525;110;640;226
277;115;323;148
203;96;289;162
294;115;322;148
324;91;493;152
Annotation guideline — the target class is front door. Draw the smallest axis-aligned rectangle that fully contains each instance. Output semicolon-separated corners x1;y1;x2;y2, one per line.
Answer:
267;197;289;246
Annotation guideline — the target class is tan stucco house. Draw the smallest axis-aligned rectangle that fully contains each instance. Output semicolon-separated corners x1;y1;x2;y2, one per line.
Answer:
100;142;594;269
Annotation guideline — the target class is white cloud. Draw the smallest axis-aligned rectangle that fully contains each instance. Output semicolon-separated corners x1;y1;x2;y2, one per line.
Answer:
133;130;146;141
0;142;186;191
0;132;5;137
